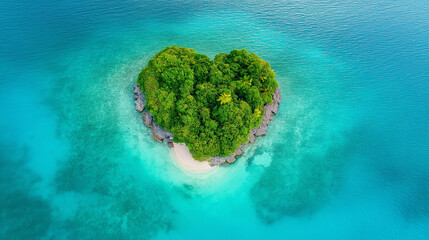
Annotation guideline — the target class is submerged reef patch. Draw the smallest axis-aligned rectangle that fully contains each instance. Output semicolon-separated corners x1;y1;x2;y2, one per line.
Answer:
0;145;53;238
250;97;350;223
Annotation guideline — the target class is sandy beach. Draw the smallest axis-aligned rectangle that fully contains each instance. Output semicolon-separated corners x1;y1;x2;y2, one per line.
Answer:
172;143;215;173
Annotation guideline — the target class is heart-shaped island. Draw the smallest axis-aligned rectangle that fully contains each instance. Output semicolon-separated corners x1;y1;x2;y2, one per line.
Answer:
133;46;280;170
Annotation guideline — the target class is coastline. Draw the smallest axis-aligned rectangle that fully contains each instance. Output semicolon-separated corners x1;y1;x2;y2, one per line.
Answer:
171;143;215;173
133;83;280;168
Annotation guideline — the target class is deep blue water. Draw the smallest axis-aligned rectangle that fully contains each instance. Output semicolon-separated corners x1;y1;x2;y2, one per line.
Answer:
1;0;428;239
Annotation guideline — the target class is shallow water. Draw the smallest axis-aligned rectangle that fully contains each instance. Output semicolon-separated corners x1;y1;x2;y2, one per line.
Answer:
1;0;428;239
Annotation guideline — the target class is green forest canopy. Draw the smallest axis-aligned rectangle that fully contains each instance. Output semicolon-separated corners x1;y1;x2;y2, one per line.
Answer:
137;46;278;160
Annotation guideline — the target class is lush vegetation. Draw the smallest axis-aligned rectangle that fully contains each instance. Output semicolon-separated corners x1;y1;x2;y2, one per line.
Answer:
137;46;278;160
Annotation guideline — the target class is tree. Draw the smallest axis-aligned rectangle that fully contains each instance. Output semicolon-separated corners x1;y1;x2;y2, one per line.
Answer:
218;93;232;105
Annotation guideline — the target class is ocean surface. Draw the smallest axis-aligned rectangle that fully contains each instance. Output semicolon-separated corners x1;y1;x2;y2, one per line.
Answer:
1;0;428;239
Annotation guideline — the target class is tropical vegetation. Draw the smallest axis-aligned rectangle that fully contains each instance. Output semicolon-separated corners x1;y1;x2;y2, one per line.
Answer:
137;46;278;160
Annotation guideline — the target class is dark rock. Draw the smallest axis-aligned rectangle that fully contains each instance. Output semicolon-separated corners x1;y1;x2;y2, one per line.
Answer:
248;129;257;143
255;123;268;136
273;87;281;104
152;130;162;142
133;84;146;112
135;98;144;112
142;110;153;127
152;122;173;143
262;107;273;125
210;155;235;166
133;84;140;94
260;87;281;126
235;144;245;156
209;144;247;165
227;144;246;163
226;156;237;164
272;102;279;115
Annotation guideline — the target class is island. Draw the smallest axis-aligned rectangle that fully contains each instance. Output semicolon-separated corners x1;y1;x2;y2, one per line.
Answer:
133;46;280;170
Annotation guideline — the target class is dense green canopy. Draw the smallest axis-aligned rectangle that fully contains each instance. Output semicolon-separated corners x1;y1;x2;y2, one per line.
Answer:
137;46;278;160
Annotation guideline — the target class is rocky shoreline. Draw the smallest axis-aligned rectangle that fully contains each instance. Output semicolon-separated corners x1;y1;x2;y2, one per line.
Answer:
133;83;280;166
134;84;174;146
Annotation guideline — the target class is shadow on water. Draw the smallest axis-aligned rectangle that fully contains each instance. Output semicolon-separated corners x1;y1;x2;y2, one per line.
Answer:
0;144;53;238
250;134;352;223
350;122;429;223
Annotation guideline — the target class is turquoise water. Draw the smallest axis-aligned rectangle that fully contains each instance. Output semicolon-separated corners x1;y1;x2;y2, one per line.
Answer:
1;0;428;239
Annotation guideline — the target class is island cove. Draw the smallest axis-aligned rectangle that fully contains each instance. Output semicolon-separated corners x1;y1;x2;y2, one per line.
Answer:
133;46;280;170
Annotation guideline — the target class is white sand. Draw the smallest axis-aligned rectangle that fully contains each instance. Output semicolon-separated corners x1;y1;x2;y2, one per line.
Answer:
171;143;215;173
